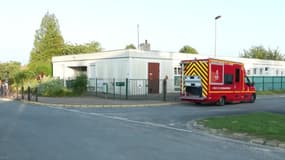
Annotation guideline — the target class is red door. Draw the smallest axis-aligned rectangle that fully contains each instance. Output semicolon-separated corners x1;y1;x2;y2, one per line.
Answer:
148;63;160;94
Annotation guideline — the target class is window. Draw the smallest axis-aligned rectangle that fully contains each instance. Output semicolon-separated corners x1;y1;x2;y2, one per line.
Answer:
253;68;257;75
276;70;279;75
235;69;240;82
245;76;250;85
90;64;96;79
265;67;269;71
174;67;177;75
260;68;263;75
174;66;182;91
224;74;233;84
178;68;182;74
174;67;182;75
174;76;180;86
245;76;252;86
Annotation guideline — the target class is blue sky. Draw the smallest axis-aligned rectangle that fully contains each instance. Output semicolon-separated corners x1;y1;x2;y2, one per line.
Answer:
0;0;284;64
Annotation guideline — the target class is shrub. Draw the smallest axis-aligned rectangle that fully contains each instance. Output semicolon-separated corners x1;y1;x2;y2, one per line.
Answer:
36;75;87;97
72;74;87;95
38;79;72;97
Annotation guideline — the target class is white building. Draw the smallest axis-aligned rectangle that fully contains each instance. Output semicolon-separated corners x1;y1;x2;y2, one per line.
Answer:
52;49;285;94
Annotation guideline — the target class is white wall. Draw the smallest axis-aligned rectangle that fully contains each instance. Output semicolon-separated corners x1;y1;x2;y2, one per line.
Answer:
52;49;285;95
217;56;285;76
129;58;148;79
95;58;130;80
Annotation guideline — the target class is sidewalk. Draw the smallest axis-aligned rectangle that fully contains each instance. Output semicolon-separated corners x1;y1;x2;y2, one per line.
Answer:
22;96;180;108
20;94;285;108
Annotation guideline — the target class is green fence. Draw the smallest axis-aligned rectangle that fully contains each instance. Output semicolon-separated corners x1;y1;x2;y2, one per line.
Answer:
85;78;179;101
249;76;285;91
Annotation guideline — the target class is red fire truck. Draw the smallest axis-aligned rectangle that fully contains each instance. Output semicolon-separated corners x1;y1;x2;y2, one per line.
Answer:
180;58;256;105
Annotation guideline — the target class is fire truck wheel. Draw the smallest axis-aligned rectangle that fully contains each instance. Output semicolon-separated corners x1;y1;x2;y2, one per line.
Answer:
217;97;225;106
250;94;256;103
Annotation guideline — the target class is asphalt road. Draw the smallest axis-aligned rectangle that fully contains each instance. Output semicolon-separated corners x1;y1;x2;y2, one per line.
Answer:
0;95;285;160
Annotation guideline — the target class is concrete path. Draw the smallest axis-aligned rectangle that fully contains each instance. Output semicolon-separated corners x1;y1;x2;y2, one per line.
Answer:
21;96;180;108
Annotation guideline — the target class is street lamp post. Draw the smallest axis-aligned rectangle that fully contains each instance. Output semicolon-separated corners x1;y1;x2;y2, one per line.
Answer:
214;15;222;58
5;71;9;97
137;24;140;50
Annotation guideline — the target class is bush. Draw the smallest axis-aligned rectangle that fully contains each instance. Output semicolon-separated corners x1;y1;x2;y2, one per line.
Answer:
36;75;87;97
38;79;72;97
72;74;87;95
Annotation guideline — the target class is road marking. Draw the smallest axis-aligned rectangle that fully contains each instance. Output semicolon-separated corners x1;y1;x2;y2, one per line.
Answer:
0;98;12;102
47;106;193;133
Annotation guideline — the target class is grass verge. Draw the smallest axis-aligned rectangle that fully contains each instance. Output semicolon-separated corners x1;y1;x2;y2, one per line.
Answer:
200;112;285;142
257;90;285;95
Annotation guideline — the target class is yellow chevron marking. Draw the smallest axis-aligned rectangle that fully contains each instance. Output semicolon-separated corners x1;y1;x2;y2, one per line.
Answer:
189;65;208;81
185;63;191;73
183;61;209;97
188;72;207;85
197;61;208;76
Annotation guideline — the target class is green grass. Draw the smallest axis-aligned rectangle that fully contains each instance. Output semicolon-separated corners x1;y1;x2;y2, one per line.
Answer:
200;112;285;142
257;90;285;95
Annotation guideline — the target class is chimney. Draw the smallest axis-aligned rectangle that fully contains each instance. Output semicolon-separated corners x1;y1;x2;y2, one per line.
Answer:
139;40;151;51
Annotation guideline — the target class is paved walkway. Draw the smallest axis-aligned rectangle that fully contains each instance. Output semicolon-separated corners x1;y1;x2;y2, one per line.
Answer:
19;96;180;107
3;94;285;108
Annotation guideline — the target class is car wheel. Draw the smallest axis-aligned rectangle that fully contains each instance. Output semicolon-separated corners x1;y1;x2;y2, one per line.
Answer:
250;94;256;103
217;97;225;106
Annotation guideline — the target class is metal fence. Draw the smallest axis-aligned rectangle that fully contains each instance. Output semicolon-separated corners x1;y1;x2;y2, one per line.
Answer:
66;76;285;100
86;78;180;101
248;76;285;91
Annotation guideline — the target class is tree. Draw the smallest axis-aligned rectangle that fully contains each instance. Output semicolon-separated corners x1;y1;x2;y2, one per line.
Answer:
179;45;198;54
14;70;35;98
267;48;284;60
125;44;136;49
240;46;284;60
85;41;102;53
0;61;21;85
29;12;65;76
62;41;102;55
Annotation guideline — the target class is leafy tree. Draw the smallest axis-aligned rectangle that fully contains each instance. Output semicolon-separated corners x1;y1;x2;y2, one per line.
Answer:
0;61;21;84
14;71;25;88
14;70;35;86
85;41;102;53
240;46;284;60
29;12;64;76
125;44;136;49
179;45;198;54
62;41;102;55
14;70;35;98
267;48;284;60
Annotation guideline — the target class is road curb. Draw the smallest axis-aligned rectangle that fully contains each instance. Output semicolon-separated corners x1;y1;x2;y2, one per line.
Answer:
191;120;285;150
250;139;265;145
279;143;285;149
20;100;180;108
